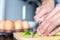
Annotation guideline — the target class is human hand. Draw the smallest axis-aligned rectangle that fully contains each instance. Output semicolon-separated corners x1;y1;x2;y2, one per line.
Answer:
34;3;54;22
37;6;60;36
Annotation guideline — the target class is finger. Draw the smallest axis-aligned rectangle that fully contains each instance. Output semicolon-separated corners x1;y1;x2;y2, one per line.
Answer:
35;5;53;17
49;26;60;36
34;16;39;22
35;9;48;18
34;14;47;23
51;12;60;20
43;7;60;22
44;8;60;36
35;7;41;15
50;7;60;20
35;5;54;18
37;10;56;35
37;19;52;35
37;14;47;35
37;7;60;35
45;18;60;36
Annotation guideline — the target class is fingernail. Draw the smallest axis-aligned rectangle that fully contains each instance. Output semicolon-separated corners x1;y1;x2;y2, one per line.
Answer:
49;34;51;36
40;30;44;34
49;34;53;36
37;29;44;35
38;31;42;35
44;34;46;36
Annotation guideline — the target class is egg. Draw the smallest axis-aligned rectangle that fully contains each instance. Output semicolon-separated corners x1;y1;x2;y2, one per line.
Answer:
4;20;14;33
15;20;23;32
23;20;30;31
0;20;5;32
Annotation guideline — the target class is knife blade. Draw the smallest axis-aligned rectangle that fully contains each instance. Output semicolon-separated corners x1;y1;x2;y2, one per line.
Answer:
32;18;43;37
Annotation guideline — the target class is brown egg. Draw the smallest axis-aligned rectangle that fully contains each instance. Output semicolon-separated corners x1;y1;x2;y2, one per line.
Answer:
23;20;30;31
15;20;23;32
4;20;14;33
0;20;5;32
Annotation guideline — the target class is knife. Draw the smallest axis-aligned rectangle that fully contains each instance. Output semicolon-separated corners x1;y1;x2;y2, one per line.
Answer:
32;18;43;37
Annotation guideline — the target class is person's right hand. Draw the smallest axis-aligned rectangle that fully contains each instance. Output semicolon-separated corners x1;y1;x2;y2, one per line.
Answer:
34;3;54;22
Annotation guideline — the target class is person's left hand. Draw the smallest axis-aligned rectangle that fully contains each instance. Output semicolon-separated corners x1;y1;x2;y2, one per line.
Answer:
37;6;60;36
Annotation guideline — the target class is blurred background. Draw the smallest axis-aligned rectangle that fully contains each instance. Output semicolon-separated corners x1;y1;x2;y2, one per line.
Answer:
0;0;40;21
0;0;40;40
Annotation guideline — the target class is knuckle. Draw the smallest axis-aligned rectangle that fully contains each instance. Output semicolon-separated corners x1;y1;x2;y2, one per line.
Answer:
34;16;39;21
36;7;38;9
35;7;41;14
34;16;36;19
36;7;39;10
35;11;37;14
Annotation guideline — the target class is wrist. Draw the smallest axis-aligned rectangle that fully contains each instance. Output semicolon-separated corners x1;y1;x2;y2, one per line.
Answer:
41;0;55;8
42;0;55;5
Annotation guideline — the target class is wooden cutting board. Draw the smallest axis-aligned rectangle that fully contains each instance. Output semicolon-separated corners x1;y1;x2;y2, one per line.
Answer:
13;32;60;40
